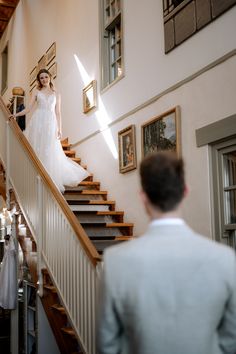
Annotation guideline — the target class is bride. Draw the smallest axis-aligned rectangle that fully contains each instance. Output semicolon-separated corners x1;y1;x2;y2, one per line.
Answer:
11;69;89;192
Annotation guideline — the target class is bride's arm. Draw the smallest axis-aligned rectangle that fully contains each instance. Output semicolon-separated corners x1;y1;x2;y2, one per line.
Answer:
10;90;37;118
55;93;62;139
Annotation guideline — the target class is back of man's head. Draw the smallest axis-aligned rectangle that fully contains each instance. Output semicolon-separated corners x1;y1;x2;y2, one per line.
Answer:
140;151;185;212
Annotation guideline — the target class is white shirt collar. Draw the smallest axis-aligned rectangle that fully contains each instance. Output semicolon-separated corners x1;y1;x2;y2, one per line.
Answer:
150;218;185;227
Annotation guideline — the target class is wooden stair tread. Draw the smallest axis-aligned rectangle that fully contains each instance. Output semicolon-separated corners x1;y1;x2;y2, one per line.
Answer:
93;236;133;242
106;222;133;227
78;181;100;186
64;150;76;156
61;143;71;148
71;157;81;163
51;304;66;314
64;190;107;196
89;234;134;242
84;173;93;180
61;327;77;338
73;210;123;215
115;236;134;240
68;200;115;205
64;182;100;192
74;210;123;216
96;211;123;215
44;284;57;293
60;137;68;144
79;190;106;195
81;222;133;228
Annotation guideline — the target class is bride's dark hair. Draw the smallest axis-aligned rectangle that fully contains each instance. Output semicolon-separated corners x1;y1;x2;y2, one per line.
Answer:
36;69;55;91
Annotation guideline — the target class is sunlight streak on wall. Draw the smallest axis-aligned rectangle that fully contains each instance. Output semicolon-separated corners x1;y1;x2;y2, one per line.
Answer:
101;129;118;159
74;54;91;84
74;54;118;159
95;97;111;130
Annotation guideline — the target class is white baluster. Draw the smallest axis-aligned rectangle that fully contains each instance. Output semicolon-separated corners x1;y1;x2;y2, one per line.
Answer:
36;175;44;297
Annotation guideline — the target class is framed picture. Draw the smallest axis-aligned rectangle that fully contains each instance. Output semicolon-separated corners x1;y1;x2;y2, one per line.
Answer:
37;54;47;72
141;106;181;157
48;62;57;79
83;80;97;113
30;82;37;94
30;66;37;86
46;42;56;65
118;124;137;173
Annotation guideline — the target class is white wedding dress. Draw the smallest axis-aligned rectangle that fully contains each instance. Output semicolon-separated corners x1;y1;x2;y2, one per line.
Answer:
24;90;89;192
0;237;17;309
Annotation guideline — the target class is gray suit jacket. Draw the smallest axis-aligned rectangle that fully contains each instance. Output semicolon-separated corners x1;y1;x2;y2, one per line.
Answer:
97;223;236;354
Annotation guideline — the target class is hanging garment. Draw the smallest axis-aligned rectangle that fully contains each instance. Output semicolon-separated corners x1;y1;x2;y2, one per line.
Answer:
0;237;17;309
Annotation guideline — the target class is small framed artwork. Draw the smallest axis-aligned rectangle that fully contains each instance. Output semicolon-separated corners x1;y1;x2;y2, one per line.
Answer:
37;54;47;71
141;106;181;157
118;124;137;173
30;66;37;86
46;42;56;65
30;83;37;94
48;62;57;79
83;80;97;113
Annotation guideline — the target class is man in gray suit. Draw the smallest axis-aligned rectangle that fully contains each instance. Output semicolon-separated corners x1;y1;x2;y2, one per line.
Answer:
97;151;236;354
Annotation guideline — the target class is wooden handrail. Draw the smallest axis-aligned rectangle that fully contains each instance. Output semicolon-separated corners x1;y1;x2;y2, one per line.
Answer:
0;182;6;199
0;97;101;266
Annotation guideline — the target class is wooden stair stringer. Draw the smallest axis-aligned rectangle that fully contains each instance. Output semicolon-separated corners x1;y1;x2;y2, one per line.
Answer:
41;267;84;354
16;207;83;354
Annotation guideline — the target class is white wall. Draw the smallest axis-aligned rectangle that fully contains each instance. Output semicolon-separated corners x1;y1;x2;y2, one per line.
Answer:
78;55;236;236
1;0;236;236
38;297;60;354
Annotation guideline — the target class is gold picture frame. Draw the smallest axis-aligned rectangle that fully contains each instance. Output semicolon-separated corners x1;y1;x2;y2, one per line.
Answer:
29;66;37;86
37;54;47;72
46;42;56;66
30;82;37;94
48;62;57;79
141;106;181;158
118;124;137;173
83;80;97;113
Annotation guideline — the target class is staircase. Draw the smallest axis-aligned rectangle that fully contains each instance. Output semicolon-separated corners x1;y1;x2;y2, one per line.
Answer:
10;137;134;354
61;138;134;255
16;214;82;353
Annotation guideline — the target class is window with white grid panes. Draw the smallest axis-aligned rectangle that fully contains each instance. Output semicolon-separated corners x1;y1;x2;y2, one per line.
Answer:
101;0;123;88
212;140;236;250
223;151;236;226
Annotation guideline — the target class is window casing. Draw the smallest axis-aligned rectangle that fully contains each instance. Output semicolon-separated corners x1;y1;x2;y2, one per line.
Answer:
211;138;236;249
100;0;123;89
1;44;8;94
163;0;185;16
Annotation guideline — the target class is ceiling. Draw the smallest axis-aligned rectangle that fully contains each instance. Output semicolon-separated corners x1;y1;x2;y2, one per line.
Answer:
0;0;19;39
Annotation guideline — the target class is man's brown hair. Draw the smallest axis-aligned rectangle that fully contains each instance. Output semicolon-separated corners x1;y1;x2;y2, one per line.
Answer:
140;151;185;212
